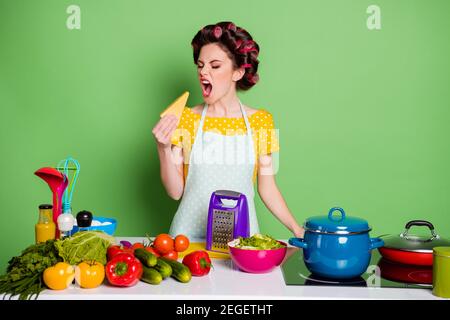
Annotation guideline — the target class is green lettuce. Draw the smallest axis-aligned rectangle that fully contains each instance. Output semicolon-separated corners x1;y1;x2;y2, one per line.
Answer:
55;231;115;265
236;233;285;250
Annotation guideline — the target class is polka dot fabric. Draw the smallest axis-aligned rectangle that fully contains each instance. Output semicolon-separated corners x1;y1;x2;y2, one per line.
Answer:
169;102;260;238
171;107;280;183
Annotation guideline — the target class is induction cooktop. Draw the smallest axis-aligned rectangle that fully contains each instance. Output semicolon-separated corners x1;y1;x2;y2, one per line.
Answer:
281;248;433;288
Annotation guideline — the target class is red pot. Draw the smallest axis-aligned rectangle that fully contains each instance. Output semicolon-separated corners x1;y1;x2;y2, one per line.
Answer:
378;220;450;266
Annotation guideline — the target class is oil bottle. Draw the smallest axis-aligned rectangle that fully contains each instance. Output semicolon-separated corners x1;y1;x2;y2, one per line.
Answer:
35;204;56;243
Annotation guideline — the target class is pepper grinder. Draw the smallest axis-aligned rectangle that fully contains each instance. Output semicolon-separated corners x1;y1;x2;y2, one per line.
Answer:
76;210;93;231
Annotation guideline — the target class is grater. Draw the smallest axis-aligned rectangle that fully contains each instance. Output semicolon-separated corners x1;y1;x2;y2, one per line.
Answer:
206;190;250;253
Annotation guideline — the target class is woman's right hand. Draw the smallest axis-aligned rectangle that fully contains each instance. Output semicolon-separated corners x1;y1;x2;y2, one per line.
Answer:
152;114;179;149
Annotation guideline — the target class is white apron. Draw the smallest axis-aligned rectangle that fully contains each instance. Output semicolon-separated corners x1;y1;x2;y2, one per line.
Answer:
169;100;259;239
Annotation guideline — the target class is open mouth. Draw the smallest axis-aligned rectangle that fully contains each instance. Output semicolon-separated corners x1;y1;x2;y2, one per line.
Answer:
201;80;213;98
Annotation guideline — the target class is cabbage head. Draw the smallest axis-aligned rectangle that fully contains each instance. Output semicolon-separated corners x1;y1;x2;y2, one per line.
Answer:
55;231;115;265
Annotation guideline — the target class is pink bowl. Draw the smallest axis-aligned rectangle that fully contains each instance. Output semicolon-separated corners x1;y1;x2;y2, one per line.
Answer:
228;240;287;273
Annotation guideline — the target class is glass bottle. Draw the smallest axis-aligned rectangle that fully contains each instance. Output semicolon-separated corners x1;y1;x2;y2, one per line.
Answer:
35;204;56;243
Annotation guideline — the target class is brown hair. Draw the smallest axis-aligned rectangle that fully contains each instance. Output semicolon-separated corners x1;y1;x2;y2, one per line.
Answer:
191;21;260;91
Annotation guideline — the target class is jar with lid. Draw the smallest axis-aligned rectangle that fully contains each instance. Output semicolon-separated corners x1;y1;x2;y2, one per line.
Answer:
433;247;450;298
35;204;56;243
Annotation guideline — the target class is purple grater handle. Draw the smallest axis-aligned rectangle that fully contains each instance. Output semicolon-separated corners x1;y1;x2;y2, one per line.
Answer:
213;190;242;201
206;192;218;250
206;190;250;251
233;194;250;239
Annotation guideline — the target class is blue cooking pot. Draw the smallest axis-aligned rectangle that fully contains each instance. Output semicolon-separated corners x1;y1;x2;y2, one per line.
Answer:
289;207;384;279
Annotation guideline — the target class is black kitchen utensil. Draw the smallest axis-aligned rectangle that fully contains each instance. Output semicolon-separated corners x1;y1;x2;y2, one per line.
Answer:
76;210;93;228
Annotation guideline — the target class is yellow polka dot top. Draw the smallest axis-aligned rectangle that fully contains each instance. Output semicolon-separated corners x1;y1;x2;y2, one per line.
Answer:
171;107;280;184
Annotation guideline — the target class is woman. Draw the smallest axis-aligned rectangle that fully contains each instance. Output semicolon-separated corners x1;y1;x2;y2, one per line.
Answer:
152;21;304;239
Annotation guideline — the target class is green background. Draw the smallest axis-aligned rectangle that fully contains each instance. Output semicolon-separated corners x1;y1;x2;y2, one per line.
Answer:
1;0;449;270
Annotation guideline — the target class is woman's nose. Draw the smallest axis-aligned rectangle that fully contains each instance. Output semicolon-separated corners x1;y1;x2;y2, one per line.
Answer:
198;66;209;75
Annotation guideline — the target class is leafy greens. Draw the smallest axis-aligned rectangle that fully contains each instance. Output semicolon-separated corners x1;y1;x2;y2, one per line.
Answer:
235;234;285;250
55;231;115;265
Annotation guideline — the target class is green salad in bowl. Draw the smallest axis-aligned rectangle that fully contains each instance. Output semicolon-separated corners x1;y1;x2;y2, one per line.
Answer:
230;234;286;250
228;234;287;273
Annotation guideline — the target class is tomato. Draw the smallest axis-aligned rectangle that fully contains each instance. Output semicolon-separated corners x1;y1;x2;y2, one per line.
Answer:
75;261;105;289
162;250;178;260
174;234;190;252
108;245;134;260
123;247;134;255
153;234;174;255
43;262;75;290
107;245;123;261
132;242;145;252
145;246;160;257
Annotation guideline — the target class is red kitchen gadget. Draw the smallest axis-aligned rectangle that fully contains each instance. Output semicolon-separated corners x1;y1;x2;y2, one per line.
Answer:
35;167;68;238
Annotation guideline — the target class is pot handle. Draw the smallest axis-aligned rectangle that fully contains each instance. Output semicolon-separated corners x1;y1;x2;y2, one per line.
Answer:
402;220;439;240
405;220;434;230
369;237;384;250
289;238;308;249
328;207;346;221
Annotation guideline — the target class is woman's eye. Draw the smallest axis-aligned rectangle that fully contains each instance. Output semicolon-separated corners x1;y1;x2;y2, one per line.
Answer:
196;65;220;69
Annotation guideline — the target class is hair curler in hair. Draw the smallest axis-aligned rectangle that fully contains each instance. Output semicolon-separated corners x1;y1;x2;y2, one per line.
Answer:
227;22;237;32
235;39;243;50
239;40;258;54
246;72;259;84
213;26;223;39
239;47;258;54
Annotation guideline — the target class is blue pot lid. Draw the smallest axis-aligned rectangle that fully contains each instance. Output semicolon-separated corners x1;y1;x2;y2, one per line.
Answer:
304;207;371;234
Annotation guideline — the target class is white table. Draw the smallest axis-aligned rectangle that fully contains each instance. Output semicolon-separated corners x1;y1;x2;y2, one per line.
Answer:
34;237;444;300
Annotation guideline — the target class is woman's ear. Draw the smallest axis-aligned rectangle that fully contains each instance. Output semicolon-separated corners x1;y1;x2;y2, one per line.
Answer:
232;67;245;82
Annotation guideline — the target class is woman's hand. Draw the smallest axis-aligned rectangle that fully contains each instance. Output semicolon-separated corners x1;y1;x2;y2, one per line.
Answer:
152;114;179;149
293;226;305;238
153;114;184;200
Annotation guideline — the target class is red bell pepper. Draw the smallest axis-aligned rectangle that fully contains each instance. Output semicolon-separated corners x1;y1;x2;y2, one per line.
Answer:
105;253;143;287
182;250;212;276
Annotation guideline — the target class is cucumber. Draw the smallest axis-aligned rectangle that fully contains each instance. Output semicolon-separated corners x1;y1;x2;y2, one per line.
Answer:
154;258;172;279
134;248;157;267
160;258;192;283
140;266;163;285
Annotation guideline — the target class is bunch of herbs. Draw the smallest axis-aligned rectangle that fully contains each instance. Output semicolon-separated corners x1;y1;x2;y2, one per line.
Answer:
0;240;61;300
